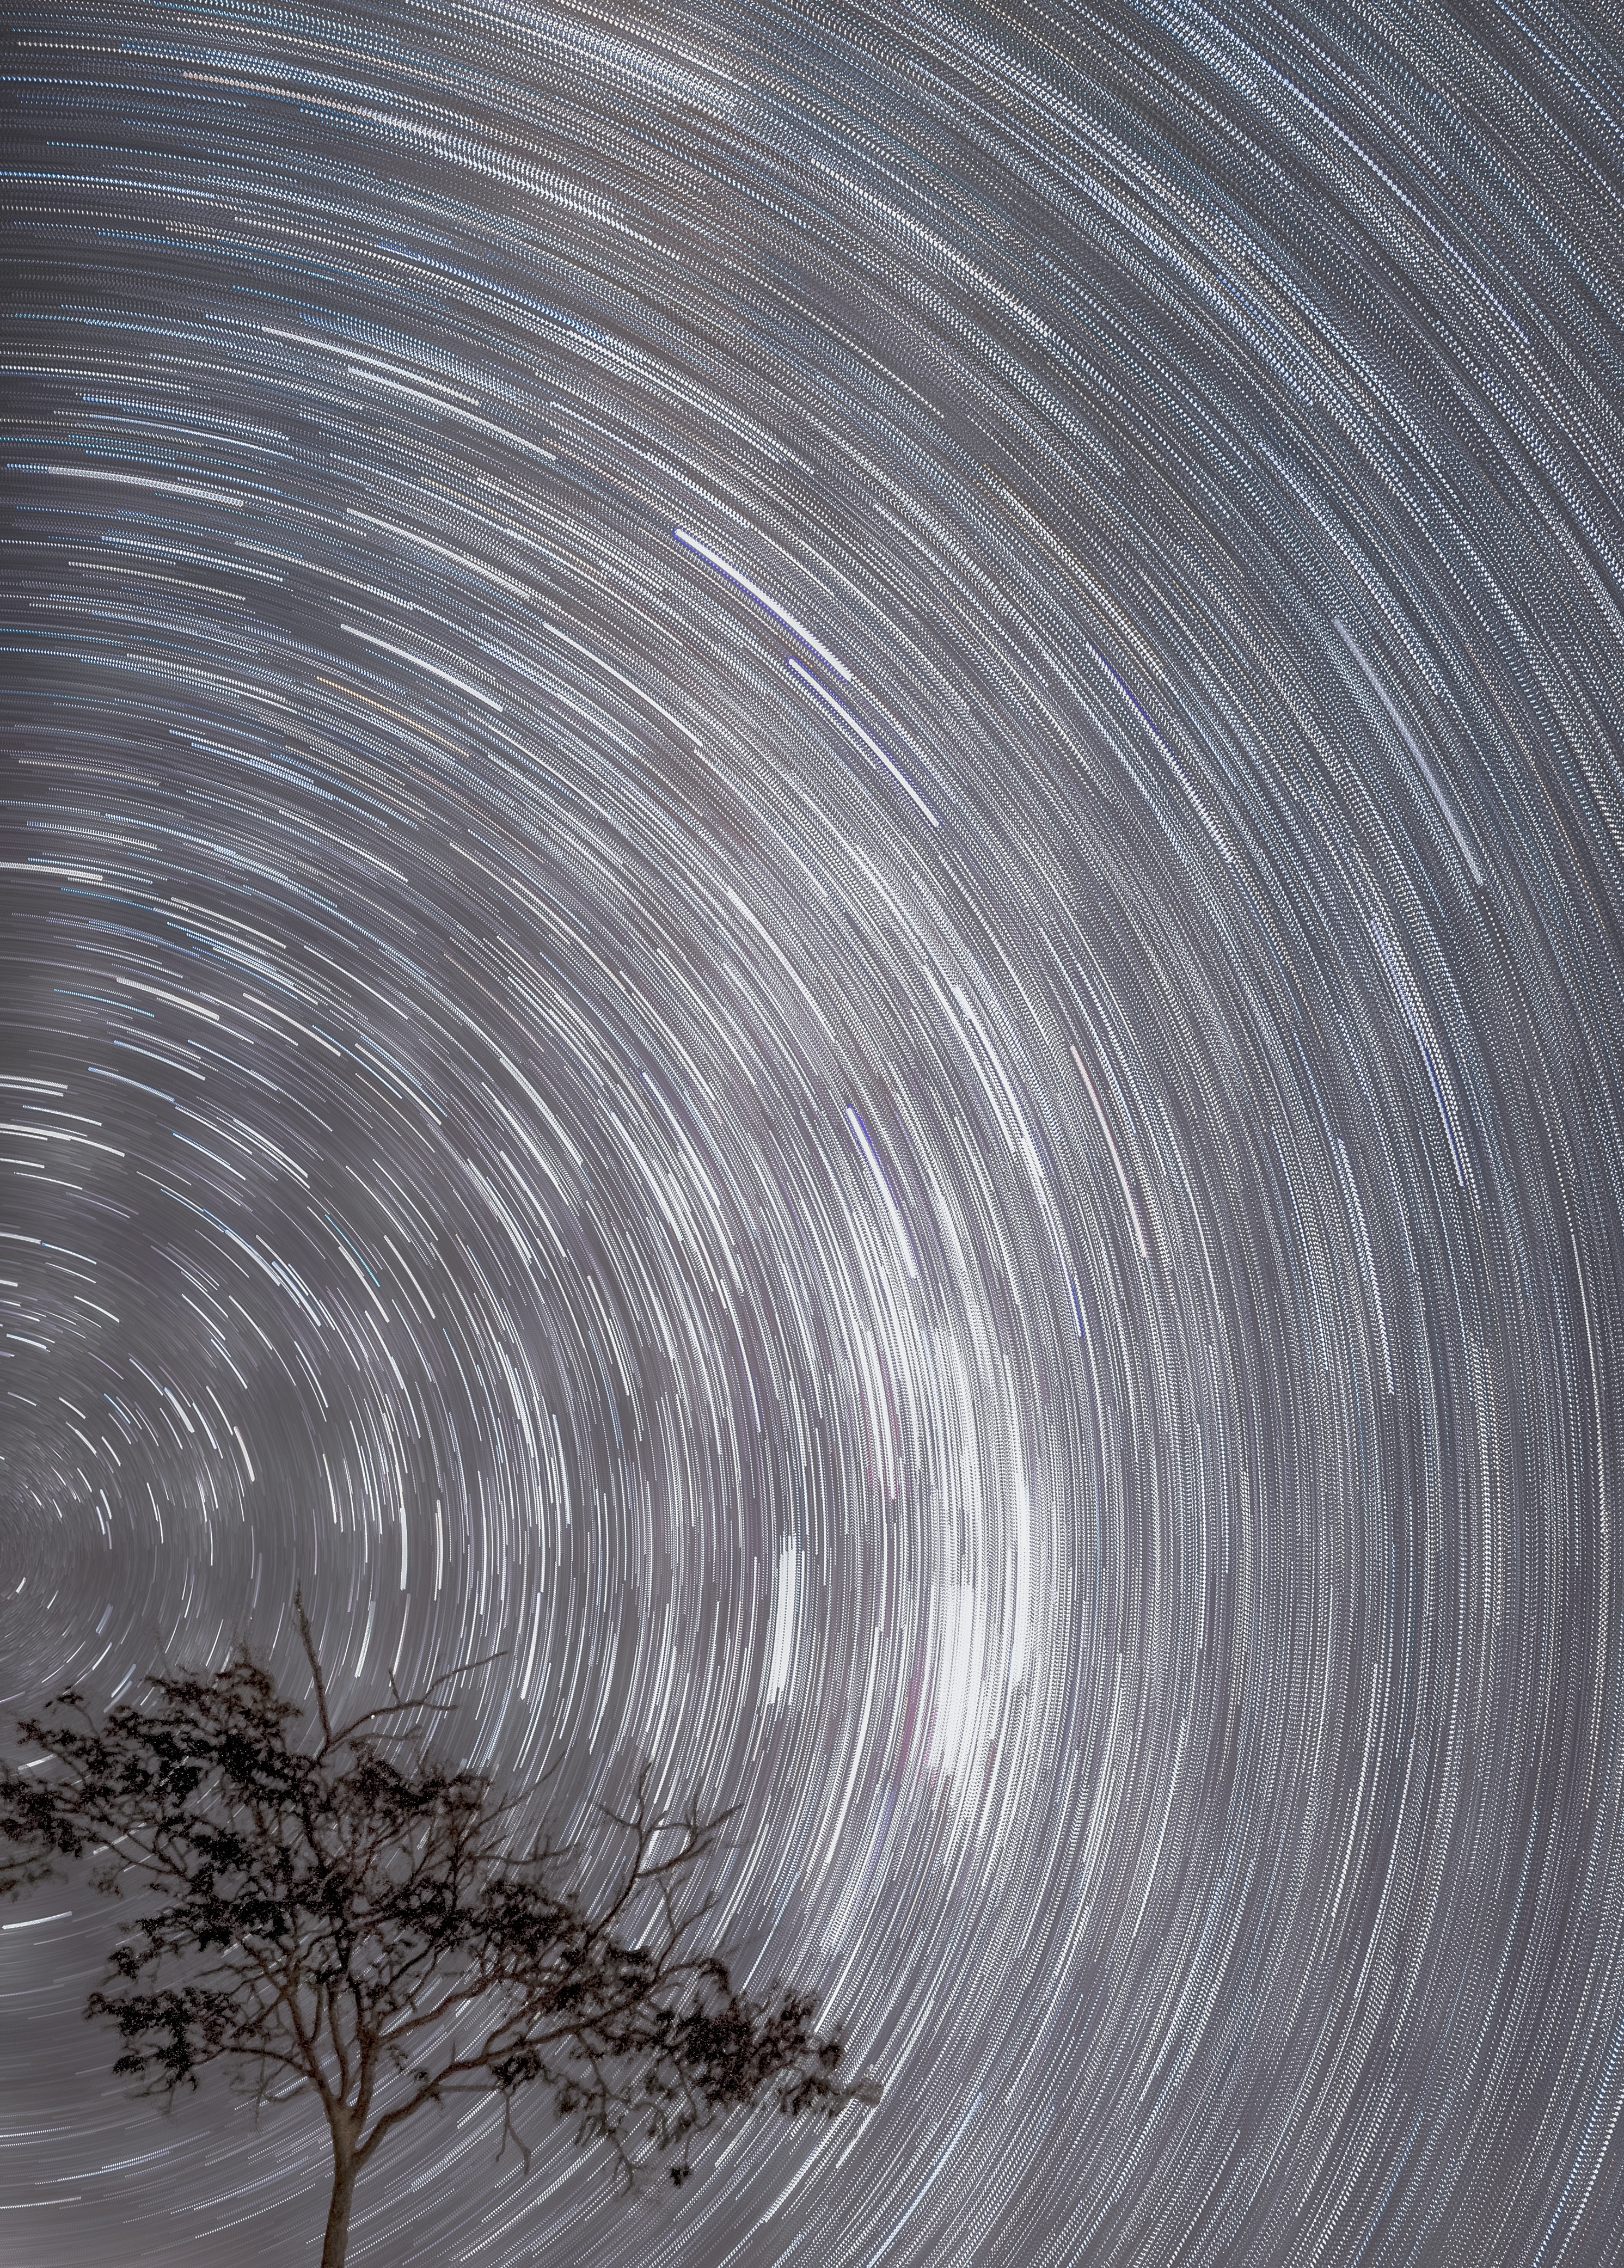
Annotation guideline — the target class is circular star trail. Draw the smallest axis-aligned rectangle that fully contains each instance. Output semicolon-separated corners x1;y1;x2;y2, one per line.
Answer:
4;2;1624;2263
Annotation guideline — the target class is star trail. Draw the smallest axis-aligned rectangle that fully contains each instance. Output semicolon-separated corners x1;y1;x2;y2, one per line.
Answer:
4;1;1624;2262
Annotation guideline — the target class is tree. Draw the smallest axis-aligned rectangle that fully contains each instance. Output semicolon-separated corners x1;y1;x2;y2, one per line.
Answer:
0;1597;880;2267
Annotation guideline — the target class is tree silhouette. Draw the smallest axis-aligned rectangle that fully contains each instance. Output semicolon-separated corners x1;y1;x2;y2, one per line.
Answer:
0;1597;879;2267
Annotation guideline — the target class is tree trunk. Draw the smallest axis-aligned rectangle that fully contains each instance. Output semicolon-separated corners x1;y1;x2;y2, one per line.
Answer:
320;2143;358;2268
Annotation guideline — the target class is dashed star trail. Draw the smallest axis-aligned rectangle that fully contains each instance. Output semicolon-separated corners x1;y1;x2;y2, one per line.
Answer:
4;2;1624;2263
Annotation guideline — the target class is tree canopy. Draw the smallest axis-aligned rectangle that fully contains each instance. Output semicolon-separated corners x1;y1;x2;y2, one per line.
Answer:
0;1599;879;2267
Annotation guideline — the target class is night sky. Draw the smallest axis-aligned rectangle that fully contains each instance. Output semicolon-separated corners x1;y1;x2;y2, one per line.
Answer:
4;2;1624;2263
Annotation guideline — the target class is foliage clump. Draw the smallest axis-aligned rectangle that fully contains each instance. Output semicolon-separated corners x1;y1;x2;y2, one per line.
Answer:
0;1598;878;2267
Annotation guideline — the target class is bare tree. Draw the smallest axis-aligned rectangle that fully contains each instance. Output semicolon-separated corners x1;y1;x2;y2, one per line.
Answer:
0;1598;879;2267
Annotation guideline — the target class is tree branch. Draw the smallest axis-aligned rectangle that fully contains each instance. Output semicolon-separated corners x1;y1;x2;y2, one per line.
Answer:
2;1605;877;2240
294;1589;334;1751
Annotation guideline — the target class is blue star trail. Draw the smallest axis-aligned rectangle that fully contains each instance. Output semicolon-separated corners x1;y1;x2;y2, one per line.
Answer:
4;3;1624;2264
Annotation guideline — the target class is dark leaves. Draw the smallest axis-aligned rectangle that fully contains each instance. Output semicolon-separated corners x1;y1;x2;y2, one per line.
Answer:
85;1982;238;2095
1;1624;875;2187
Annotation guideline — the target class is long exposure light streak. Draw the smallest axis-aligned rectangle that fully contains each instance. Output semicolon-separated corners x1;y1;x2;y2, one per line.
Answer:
4;3;1624;2264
